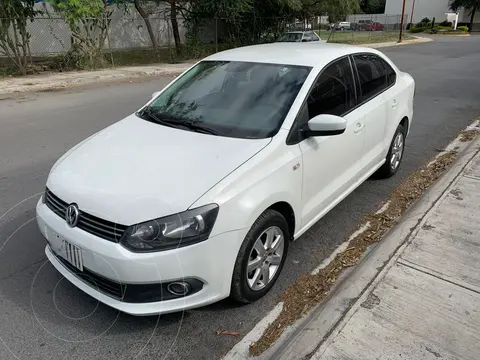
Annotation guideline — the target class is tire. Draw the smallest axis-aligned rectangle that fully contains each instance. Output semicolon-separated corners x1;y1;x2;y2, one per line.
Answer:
376;123;406;179
230;209;290;303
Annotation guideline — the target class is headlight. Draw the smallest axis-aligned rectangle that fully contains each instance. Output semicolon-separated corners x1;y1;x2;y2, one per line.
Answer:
120;204;219;252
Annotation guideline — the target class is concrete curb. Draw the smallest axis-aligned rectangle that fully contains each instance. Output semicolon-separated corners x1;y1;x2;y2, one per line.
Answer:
256;133;480;360
0;64;194;96
427;33;470;37
360;36;433;49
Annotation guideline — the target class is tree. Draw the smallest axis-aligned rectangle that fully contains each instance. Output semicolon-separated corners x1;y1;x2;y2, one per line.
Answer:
450;0;480;32
129;0;186;55
0;0;39;74
183;0;360;47
133;0;158;49
299;0;360;20
360;0;386;14
48;0;113;68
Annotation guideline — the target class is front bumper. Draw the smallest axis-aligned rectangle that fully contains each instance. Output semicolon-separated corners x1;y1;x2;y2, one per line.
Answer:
37;199;246;316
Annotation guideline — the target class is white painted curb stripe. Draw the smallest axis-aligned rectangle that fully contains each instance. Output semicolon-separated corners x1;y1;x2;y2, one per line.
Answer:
222;303;283;360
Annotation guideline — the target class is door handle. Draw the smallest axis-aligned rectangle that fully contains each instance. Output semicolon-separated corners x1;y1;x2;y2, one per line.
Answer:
354;123;365;134
392;99;398;108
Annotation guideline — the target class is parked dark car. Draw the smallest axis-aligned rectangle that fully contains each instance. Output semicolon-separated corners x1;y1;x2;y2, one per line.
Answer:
365;22;385;31
357;19;374;29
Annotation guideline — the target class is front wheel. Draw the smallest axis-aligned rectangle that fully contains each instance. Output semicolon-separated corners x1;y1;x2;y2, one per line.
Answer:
230;209;290;303
376;123;406;178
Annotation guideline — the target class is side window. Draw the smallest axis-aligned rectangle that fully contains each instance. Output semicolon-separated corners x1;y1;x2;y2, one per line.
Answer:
382;59;396;86
302;33;312;42
308;31;319;41
306;57;356;118
353;54;387;102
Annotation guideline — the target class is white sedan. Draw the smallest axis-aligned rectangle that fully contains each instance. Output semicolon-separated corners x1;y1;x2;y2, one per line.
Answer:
37;42;415;315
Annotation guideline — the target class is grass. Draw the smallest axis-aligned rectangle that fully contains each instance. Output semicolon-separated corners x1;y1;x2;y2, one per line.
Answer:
316;30;414;44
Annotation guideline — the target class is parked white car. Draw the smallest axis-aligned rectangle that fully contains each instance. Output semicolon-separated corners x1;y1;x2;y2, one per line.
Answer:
334;21;351;31
37;42;415;316
276;31;322;43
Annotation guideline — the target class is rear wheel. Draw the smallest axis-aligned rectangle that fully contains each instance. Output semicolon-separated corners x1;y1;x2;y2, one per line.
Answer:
230;209;290;303
376;123;406;178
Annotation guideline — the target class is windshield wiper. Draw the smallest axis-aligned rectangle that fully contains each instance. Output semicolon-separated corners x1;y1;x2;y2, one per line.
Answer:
139;108;220;136
139;107;189;129
181;121;220;135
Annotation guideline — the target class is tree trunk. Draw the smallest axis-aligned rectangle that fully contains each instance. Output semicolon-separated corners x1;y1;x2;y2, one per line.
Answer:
134;0;158;49
469;8;476;33
170;1;182;54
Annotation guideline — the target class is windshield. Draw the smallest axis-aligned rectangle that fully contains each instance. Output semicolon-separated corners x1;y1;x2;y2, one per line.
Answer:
277;33;303;42
140;61;311;139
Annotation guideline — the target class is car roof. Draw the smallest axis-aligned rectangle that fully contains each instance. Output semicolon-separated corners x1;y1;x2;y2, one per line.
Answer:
204;42;377;68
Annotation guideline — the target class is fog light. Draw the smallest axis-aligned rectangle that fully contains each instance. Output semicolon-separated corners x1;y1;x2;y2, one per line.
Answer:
167;281;191;296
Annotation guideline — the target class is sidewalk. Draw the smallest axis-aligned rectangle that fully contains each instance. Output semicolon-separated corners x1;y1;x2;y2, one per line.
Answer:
0;62;194;96
0;37;431;96
316;146;480;359
262;133;480;360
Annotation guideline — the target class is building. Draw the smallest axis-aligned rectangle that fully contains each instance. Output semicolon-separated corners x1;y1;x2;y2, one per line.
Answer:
384;0;480;30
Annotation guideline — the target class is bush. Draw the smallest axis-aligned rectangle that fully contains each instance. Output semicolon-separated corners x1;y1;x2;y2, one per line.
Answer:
435;25;453;30
419;17;431;26
457;26;469;32
410;26;425;33
439;20;453;27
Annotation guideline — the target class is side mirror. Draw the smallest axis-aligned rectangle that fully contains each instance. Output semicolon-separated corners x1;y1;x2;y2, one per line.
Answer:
302;114;347;137
151;91;161;99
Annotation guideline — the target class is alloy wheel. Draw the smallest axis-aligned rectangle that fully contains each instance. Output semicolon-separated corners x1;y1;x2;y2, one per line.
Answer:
246;226;285;291
390;132;404;171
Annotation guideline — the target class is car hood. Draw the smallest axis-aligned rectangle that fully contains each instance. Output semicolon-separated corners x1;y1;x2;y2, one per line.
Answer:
47;115;271;225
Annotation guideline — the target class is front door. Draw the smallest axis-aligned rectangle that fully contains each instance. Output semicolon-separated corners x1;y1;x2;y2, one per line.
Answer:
298;56;365;228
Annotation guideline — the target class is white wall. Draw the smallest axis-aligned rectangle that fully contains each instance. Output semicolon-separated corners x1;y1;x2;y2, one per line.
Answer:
26;3;187;56
384;0;452;24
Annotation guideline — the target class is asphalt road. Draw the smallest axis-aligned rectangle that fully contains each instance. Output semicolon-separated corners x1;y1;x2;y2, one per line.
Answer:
1;36;480;360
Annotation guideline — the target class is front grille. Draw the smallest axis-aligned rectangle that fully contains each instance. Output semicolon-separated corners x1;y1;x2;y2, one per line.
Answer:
56;255;126;299
45;188;128;243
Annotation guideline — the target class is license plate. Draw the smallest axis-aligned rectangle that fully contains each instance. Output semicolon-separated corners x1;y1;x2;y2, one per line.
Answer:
62;239;84;272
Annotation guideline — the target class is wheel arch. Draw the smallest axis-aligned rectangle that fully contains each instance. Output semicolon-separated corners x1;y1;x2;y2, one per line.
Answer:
400;116;409;135
267;201;296;241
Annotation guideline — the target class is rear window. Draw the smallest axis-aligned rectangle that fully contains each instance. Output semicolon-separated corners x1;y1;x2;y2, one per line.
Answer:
353;54;388;102
277;33;303;42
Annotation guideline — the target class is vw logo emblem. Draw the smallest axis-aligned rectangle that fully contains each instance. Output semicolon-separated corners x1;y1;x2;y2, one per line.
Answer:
66;204;80;227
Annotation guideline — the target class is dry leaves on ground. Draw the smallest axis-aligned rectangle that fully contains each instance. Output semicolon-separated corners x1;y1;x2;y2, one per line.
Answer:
460;129;480;142
216;330;241;336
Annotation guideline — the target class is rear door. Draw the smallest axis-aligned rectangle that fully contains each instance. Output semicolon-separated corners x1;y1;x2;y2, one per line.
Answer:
380;58;404;144
351;53;390;174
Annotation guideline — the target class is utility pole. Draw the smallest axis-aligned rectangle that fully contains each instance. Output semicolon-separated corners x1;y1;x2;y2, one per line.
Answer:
409;0;417;29
398;0;407;43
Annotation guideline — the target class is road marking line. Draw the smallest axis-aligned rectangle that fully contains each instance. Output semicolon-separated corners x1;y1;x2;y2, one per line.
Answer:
222;303;283;360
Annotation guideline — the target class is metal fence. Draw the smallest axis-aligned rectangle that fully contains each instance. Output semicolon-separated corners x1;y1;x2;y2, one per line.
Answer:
0;13;410;74
326;14;410;44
